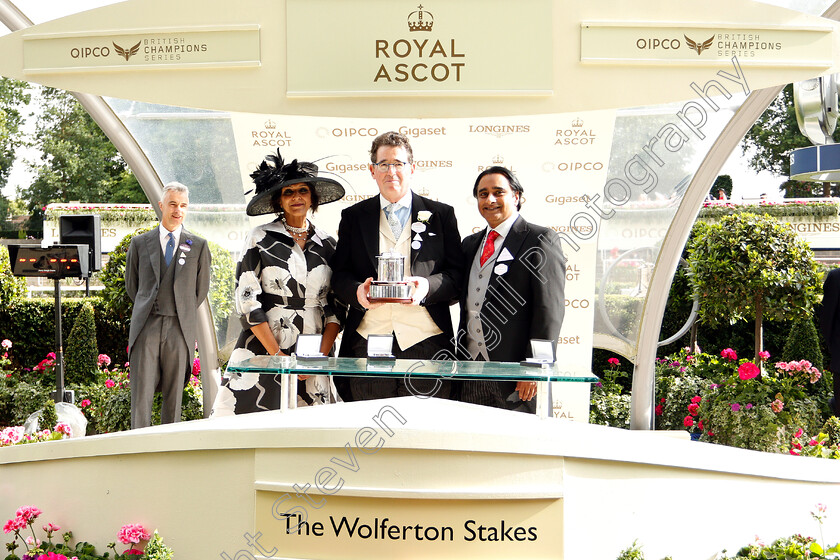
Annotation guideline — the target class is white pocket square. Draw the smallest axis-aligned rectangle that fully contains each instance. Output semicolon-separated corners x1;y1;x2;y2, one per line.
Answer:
498;248;514;262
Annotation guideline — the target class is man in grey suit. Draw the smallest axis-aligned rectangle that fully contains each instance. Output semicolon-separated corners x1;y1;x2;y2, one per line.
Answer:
456;166;566;413
126;182;211;429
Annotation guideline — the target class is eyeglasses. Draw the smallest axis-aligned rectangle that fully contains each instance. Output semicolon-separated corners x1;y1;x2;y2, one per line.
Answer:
373;161;407;172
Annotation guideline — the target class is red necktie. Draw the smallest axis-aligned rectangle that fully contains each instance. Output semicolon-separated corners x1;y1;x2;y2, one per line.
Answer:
480;230;500;266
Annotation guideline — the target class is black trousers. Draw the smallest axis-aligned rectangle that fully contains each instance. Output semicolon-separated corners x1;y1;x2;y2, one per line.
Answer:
339;331;452;402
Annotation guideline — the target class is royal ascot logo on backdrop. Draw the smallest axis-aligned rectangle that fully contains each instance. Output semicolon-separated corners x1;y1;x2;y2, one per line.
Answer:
477;155;515;173
555;118;597;146
467;124;530;139
634;31;782;58
249;119;294;147
373;5;466;84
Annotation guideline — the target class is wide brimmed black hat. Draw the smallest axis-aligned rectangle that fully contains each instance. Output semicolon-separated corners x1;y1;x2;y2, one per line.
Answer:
246;149;345;216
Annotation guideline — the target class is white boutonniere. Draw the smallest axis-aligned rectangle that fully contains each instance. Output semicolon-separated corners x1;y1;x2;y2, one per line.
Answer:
411;212;433;250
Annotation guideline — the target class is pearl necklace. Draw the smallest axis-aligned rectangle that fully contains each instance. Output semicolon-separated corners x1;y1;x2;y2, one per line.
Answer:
282;217;309;236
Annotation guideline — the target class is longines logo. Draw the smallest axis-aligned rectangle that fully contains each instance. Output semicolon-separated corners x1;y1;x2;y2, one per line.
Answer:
373;5;466;84
684;35;714;55
414;159;453;171
113;41;140;61
467;124;530;139
68;36;209;63
555;119;596;146
250;121;293;147
635;31;782;58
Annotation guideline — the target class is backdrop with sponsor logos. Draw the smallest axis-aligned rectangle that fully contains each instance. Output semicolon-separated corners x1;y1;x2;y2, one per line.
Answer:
229;111;616;382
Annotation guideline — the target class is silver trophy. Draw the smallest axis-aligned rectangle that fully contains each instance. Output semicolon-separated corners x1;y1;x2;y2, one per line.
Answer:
369;251;412;303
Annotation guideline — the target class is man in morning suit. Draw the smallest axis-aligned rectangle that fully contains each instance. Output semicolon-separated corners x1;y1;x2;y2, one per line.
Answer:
819;267;840;415
126;182;211;428
456;166;566;413
331;131;464;401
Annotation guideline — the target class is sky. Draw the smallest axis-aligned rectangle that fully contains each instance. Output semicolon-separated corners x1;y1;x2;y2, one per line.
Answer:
0;0;819;202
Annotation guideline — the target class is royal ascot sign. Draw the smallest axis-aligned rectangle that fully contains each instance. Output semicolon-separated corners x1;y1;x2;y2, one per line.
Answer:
22;26;260;74
285;0;553;96
581;24;834;69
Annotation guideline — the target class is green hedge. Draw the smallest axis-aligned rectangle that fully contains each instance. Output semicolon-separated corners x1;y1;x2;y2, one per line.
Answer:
0;296;128;373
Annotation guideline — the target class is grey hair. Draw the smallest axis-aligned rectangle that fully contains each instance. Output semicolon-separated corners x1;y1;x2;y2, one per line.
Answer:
162;181;189;198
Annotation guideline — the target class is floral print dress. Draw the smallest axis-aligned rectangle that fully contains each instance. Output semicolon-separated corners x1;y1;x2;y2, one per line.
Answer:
212;218;342;415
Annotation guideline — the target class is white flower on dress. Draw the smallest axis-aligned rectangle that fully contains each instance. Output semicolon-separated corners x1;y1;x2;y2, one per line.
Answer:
267;308;301;349
236;271;262;315
306;264;331;301
417;210;432;223
262;266;293;296
210;386;237;417
227;348;260;390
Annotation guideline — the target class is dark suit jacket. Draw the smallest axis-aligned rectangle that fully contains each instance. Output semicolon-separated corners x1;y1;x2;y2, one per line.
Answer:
331;192;464;355
457;215;566;363
820;268;840;366
125;226;211;376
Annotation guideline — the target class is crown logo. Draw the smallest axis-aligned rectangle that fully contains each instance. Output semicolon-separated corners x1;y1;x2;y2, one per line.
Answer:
408;5;434;32
571;117;583;128
492;155;504;165
265;119;276;130
417;186;430;196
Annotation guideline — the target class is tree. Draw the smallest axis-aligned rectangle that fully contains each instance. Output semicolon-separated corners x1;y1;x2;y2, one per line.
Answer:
20;88;145;230
742;84;840;198
0;78;31;193
688;213;820;364
710;175;732;200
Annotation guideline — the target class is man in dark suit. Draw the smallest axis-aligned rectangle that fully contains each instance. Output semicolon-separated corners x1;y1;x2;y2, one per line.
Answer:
331;131;463;401
126;182;211;428
819;267;840;415
456;166;566;413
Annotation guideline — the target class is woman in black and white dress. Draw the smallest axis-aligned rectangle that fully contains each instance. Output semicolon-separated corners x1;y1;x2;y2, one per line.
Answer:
212;151;345;415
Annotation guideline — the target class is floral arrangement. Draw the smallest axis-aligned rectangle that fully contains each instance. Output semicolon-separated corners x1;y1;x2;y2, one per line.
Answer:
589;357;631;428
0;423;72;448
698;199;840;220
655;347;826;453
3;505;170;560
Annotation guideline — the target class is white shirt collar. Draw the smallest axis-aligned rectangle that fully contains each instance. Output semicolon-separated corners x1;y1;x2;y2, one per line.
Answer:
379;191;412;211
486;211;519;239
159;223;183;243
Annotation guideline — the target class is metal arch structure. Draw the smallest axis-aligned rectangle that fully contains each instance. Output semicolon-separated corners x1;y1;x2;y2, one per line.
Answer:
629;0;840;429
0;0;221;416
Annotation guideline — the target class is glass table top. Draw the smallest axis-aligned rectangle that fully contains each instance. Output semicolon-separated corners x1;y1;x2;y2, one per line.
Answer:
226;356;598;383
